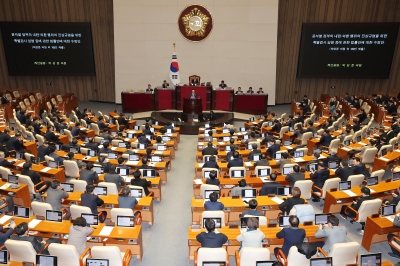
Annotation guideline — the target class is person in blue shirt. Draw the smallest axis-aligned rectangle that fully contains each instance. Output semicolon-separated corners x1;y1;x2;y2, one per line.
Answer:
196;219;228;248
274;215;306;257
241;199;264;217
204;192;224;210
118;187;138;209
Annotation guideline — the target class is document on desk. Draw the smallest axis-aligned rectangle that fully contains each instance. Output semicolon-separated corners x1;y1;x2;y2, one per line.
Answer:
99;226;114;236
341;147;351;151
124;177;132;183
219;142;224;145
198;163;204;167
285;146;293;150
380;157;390;161
293;158;305;163
260;178;270;183
28;219;42;229
198;142;204;145
194;179;203;185
154;151;163;155
271;197;284;204
358;142;367;146
40;167;51;173
111;147;117;151
0;215;12;224
0;184;9;190
17;162;25;167
148;162;156;167
369;188;375;193
318;155;326;159
385;216;395;223
125;161;139;166
343;190;357;197
244;162;253;167
124;138;130;141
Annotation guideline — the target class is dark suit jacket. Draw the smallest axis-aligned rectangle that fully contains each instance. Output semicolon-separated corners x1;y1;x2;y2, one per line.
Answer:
38;145;51;162
85;142;99;152
202;147;218;156
81;193;104;214
6;137;23;151
310;169;330;188
259;182;281;196
0;133;10;145
386;104;397;115
227;158;243;168
10;235;46;253
206;179;220;186
276;227;306;256
204;201;224;210
353;195;374;211
324;154;342;166
248;150;262;161
320;134;332;147
267;144;280;157
335;166;354;182
33;123;42;134
45;131;59;142
353;164;370;178
1;97;9;104
71;127;80;137
279;197;305;213
196;231;228;248
0;159;13;167
203;161;219;169
21;168;41;184
0;226;14;246
294;116;304;124
79;169;99;185
285;172;305;187
130;178;152;195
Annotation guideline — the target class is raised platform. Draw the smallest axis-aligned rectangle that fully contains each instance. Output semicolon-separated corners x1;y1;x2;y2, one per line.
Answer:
151;111;234;135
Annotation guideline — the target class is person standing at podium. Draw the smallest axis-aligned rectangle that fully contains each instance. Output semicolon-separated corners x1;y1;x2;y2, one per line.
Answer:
189;90;198;99
219;80;227;89
162;80;169;88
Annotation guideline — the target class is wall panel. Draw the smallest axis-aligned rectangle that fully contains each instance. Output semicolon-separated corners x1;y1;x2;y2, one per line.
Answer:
0;0;115;102
276;0;400;103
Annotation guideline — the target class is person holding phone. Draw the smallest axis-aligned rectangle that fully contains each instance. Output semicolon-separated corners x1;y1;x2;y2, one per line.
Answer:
0;219;16;248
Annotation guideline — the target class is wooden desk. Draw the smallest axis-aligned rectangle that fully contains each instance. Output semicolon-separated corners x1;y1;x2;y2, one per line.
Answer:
0;181;31;207
13;160;66;183
372;150;400;172
23;141;38;156
362;215;400;251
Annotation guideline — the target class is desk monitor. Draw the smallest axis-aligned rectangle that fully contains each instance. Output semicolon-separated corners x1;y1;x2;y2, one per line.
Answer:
154;121;159;125
142;169;156;178
117;215;135;227
314;132;319;138
225;145;231;151
205;190;220;199
116;167;129;177
360;253;381;266
240;217;259;229
46;210;62;222
150;128;155;133
94;186;107;196
118;142;127;148
54;144;61;151
107;153;117;159
145;135;152;141
313;148;321;154
241;188;256;199
255;262;274;266
231;170;244;178
307;163;318;172
162;136;171;142
328;161;339;169
267;143;271;148
344;140;350;146
36;254;57;266
258;168;270;177
278;215;290;227
205;123;210;128
310;257;333;266
274;153;282;160
202;262;226;266
283;140;292;146
393;172;400;181
334;126;338;131
166;128;173;134
127;133;134;139
26;135;32;142
8;174;18;184
70;147;79;154
289;126;293;132
356;136;362;142
111;131;117;136
315;213;328;225
129;154;140;161
367;176;378;186
81;213;99;226
252;154;260;162
283;166;293;175
93;166;104;174
268;121;273;127
100;139;107;145
85;137;90;143
61;182;74;192
381;148;387;156
381;205;395;216
130;188;143;198
339;181;351;191
277;186;292;196
138;144;146;150
243;135;249;140
249;117;255;122
294;150;304;158
16;152;24;160
86;259;109;266
0;250;6;265
133;126;140;130
240;127;246;132
260;133;266;138
171;123;175;128
222;129;229;133
223;136;230;142
247;144;253;150
14;206;29;218
48;160;58;169
31;156;39;164
88;150;97;157
157;145;167;151
202;218;222;229
203;171;211;178
151;155;162;162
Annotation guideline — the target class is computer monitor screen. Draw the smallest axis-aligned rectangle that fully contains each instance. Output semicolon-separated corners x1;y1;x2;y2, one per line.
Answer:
129;154;140;161
138;144;146;150
315;213;328;225
111;131;117;136
307;163;318;172
255;262;274;266
277;187;292;196
145;135;152;141
240;127;246;132
133;126;140;130
54;144;61;151
222;129;229;133
157;145;167;151
283;167;293;175
243;135;249;140
7;175;18;184
93;186;107;196
26;135;32;142
393;172;400;181
117;167;129;177
223;136;230;142
116;216;135;227
100;139;107;145
205;123;210;128
61;183;74;192
202;262;226;266
313;148;321;154
357;136;361;142
93;166;104;174
249;117;255;122
294;150;304;158
339;181;350;191
283;140;291;146
70;147;79;154
31;157;39;164
88;150;97;156
46;210;62;222
0;250;7;265
274;153;282;160
247;144;253;150
107;153;117;159
81;213;98;226
118;142;127;148
48;161;58;169
205;190;220;199
344;140;350;146
258;168;270;177
127;133;134;139
241;189;256;199
203;171;211;178
232;170;244;178
143;169;156;177
381;205;395;216
289;127;293;132
166;128;172;133
381;148;387;156
162;136;170;142
367;176;378;186
328;161;338;169
240;217;260;228
85;259;109;266
202;218;222;228
279;216;290;227
36;255;57;266
130;188;143;198
310;257;333;266
360;253;381;266
150;128;155;133
252;154;260;161
14;206;29;218
225;146;231;151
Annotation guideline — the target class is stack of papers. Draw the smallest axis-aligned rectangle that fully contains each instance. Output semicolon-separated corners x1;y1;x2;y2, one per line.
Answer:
111;147;117;150
245;162;253;167
343;190;357;197
271;197;284;204
28;219;42;229
0;215;12;224
198;163;204;167
40;167;51;173
99;226;114;236
194;179;203;185
17;162;25;167
293;158;305;163
260;178;270;183
385;216;395;222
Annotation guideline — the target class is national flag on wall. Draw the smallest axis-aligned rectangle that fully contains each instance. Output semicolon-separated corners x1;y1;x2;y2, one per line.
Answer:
169;49;181;85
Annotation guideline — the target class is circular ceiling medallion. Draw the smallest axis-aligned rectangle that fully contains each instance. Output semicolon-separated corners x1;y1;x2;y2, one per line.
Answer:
178;5;213;42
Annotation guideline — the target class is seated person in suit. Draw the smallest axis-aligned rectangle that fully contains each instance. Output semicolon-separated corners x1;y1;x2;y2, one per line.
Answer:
285;165;305;187
227;151;243;168
202;142;218;156
203;155;219;169
206;170;220;186
71;122;81;137
267;139;280;159
274;215;306;257
231;179;250;196
5;133;24;153
162;80;169;88
241;199;264;217
203;130;214;142
235;87;244;94
97;116;109;131
279;187;305;214
11;222;61;255
319;129;332;147
226;144;237;162
189;89;198;99
0;220;16;248
340;187;374;220
130;170;152;196
352;157;370;178
118;187;138;209
196;218;228;248
276;152;291;173
191;78;199;86
137;133;151;145
99;141;113;154
85;137;99;152
314;214;347;254
0;151;15;167
146;84;153;92
49;145;64;165
104;165;125;191
335;159;353;182
99;128;113;142
259;173;281;195
311;162;330;202
271;119;282;133
0;93;9;104
81;184;108;223
79;162;99;185
256;87;265;94
219;80;227;89
323;149;341;166
255;153;269;167
246;87;254;94
44;125;60;143
248;143;261;161
204;192;224;210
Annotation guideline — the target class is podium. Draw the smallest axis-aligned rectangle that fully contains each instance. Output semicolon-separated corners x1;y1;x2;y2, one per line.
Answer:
176;86;212;111
183;98;202;115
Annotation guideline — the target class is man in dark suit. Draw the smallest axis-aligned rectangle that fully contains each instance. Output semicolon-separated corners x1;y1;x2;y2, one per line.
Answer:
248;143;261;161
306;120;317;135
99;142;113;154
1;93;9;104
226;145;237;162
279;187;305;214
74;106;83;119
0;151;15;167
352;157;370;178
189;90;198;99
104;165;124;191
227;151;243;168
294;112;304;124
142;124;153;136
32;117;42;135
323;149;342;167
131;170;152;196
319;130;332;147
81;184;107;222
97;116;109;131
203;155;219;169
267;139;280;158
202;142;218;156
206;170;220;186
271;120;282;133
145;84;153;92
191;78;199;86
335;160;353;182
6;133;24;152
255;153;269;167
79;163;99;185
285;165;305;187
311;162;330;202
85;138;99;152
118;113;129;128
284;115;295;129
0;129;10;145
386;100;397;115
45;126;59;143
259;174;281;195
246;87;254;94
162;80;169;88
274;216;306;257
49;145;64;165
340;187;374;220
301;103;311;114
71;122;81;137
196;219;228;248
219;80;227;89
37;141;51;162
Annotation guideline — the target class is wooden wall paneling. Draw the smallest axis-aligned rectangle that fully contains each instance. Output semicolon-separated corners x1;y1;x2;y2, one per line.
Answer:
0;0;115;102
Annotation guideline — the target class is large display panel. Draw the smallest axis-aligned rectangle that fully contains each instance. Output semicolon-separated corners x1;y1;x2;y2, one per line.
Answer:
0;22;96;76
297;23;399;79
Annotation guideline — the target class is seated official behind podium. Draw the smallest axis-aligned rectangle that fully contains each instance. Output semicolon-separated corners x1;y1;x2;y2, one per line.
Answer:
235;87;243;94
219;80;227;89
257;87;264;94
189;90;198;99
191;78;199;86
196;219;228;248
146;84;153;92
246;87;254;94
162;80;169;88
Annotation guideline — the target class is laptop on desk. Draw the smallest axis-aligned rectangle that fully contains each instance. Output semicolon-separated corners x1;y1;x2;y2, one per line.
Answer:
294;150;304;158
46;210;62;222
231;170;244;178
86;258;109;266
240;216;259;233
117;215;135;227
81;213;99;226
310;257;333;266
360;253;381;266
202;218;222;229
36;254;58;266
252;154;260;162
339;181;351;191
93;166;104;174
277;186;292;196
381;205;395;216
282;166;293;175
130;188;143;199
129;154;140;162
202;262;226;266
257;168;270;177
367;176;378;186
94;186;108;196
278;215;290;227
142;169;156;178
241;189;256;203
61;183;74;192
315;213;328;225
14;206;29;218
